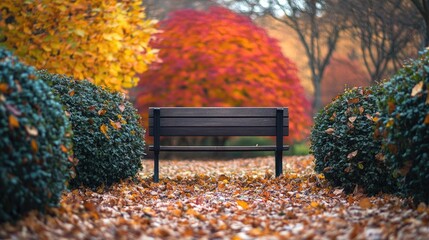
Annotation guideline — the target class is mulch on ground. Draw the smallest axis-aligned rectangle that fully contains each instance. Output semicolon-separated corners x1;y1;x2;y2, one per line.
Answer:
1;155;428;239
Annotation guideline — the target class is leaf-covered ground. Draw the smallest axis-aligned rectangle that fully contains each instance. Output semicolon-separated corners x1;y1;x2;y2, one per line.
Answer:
1;155;429;239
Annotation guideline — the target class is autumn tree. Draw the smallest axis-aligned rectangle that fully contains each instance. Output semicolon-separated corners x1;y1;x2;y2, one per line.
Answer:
134;7;311;142
0;0;158;92
219;0;347;112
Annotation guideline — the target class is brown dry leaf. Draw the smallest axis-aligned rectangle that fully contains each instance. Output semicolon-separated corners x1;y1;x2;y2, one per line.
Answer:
236;200;249;210
359;198;373;209
348;98;360;104
8;115;19;128
359;106;364;114
426;91;429;104
388;100;396;114
325;128;335;135
411;81;423;97
347;150;358;159
69;90;75;96
375;153;385;162
218;174;229;182
366;114;373;121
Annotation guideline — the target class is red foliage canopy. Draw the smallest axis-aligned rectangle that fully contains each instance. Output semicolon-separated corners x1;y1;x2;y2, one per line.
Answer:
134;7;311;141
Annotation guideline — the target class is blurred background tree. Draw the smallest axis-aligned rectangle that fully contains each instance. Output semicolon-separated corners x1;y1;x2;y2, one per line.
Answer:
0;0;158;92
133;6;311;154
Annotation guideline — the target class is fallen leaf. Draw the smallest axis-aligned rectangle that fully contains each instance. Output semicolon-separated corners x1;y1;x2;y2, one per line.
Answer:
359;198;372;209
348;116;357;123
424;113;429;125
388;100;395;114
347;150;358;159
348;98;360;104
30;139;38;153
411;81;423;97
325;128;335;135
9;115;19;128
60;145;68;153
69;90;75;96
310;201;319;208
100;124;109;139
98;109;107;116
0;83;9;93
118;104;125;112
109;119;121;130
25;125;38;136
236;200;249;210
359;106;364;114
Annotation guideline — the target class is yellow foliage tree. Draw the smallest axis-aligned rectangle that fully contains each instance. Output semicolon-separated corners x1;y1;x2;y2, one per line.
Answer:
0;0;158;92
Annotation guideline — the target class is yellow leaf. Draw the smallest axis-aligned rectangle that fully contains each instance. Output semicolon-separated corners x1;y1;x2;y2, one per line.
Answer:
236;200;249;210
74;29;85;37
358;162;364;170
411;81;423;97
100;124;109;139
386;118;394;128
310;201;319;208
9;115;20;128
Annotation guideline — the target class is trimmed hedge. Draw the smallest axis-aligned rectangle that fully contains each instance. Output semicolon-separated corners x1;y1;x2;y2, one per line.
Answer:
0;49;72;222
311;86;395;194
377;51;429;204
39;72;145;188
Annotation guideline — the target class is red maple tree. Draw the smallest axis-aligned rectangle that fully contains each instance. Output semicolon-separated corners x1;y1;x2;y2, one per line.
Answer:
134;7;311;141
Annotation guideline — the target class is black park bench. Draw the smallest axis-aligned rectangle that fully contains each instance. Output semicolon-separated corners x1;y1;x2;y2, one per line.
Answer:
148;107;289;182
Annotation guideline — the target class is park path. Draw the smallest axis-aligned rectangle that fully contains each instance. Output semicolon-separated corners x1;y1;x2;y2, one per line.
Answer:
1;156;428;239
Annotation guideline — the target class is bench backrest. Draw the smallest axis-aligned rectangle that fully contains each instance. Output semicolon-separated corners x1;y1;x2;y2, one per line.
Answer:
148;107;288;136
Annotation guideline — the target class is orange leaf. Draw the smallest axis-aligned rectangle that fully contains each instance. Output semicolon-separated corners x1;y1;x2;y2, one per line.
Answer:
9;115;20;128
31;139;38;153
100;124;109;139
236;200;249;210
359;198;372;209
0;83;8;93
424;113;429;125
69;90;75;96
98;109;107;116
60;145;68;153
310;201;319;208
109;119;121;130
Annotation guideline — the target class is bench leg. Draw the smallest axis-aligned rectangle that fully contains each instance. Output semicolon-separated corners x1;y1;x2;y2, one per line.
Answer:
275;150;283;177
154;151;159;183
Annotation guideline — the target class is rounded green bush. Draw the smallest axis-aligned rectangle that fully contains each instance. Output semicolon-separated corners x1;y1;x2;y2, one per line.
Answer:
0;48;72;222
377;51;429;203
39;72;145;188
311;86;394;194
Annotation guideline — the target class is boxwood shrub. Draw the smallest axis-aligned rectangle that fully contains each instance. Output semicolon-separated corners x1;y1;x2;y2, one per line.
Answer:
0;49;72;222
311;86;395;194
39;72;145;189
377;51;429;204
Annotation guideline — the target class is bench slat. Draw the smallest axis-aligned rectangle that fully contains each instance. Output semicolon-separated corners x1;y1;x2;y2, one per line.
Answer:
149;107;289;117
149;145;290;151
149;126;289;136
149;117;289;127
